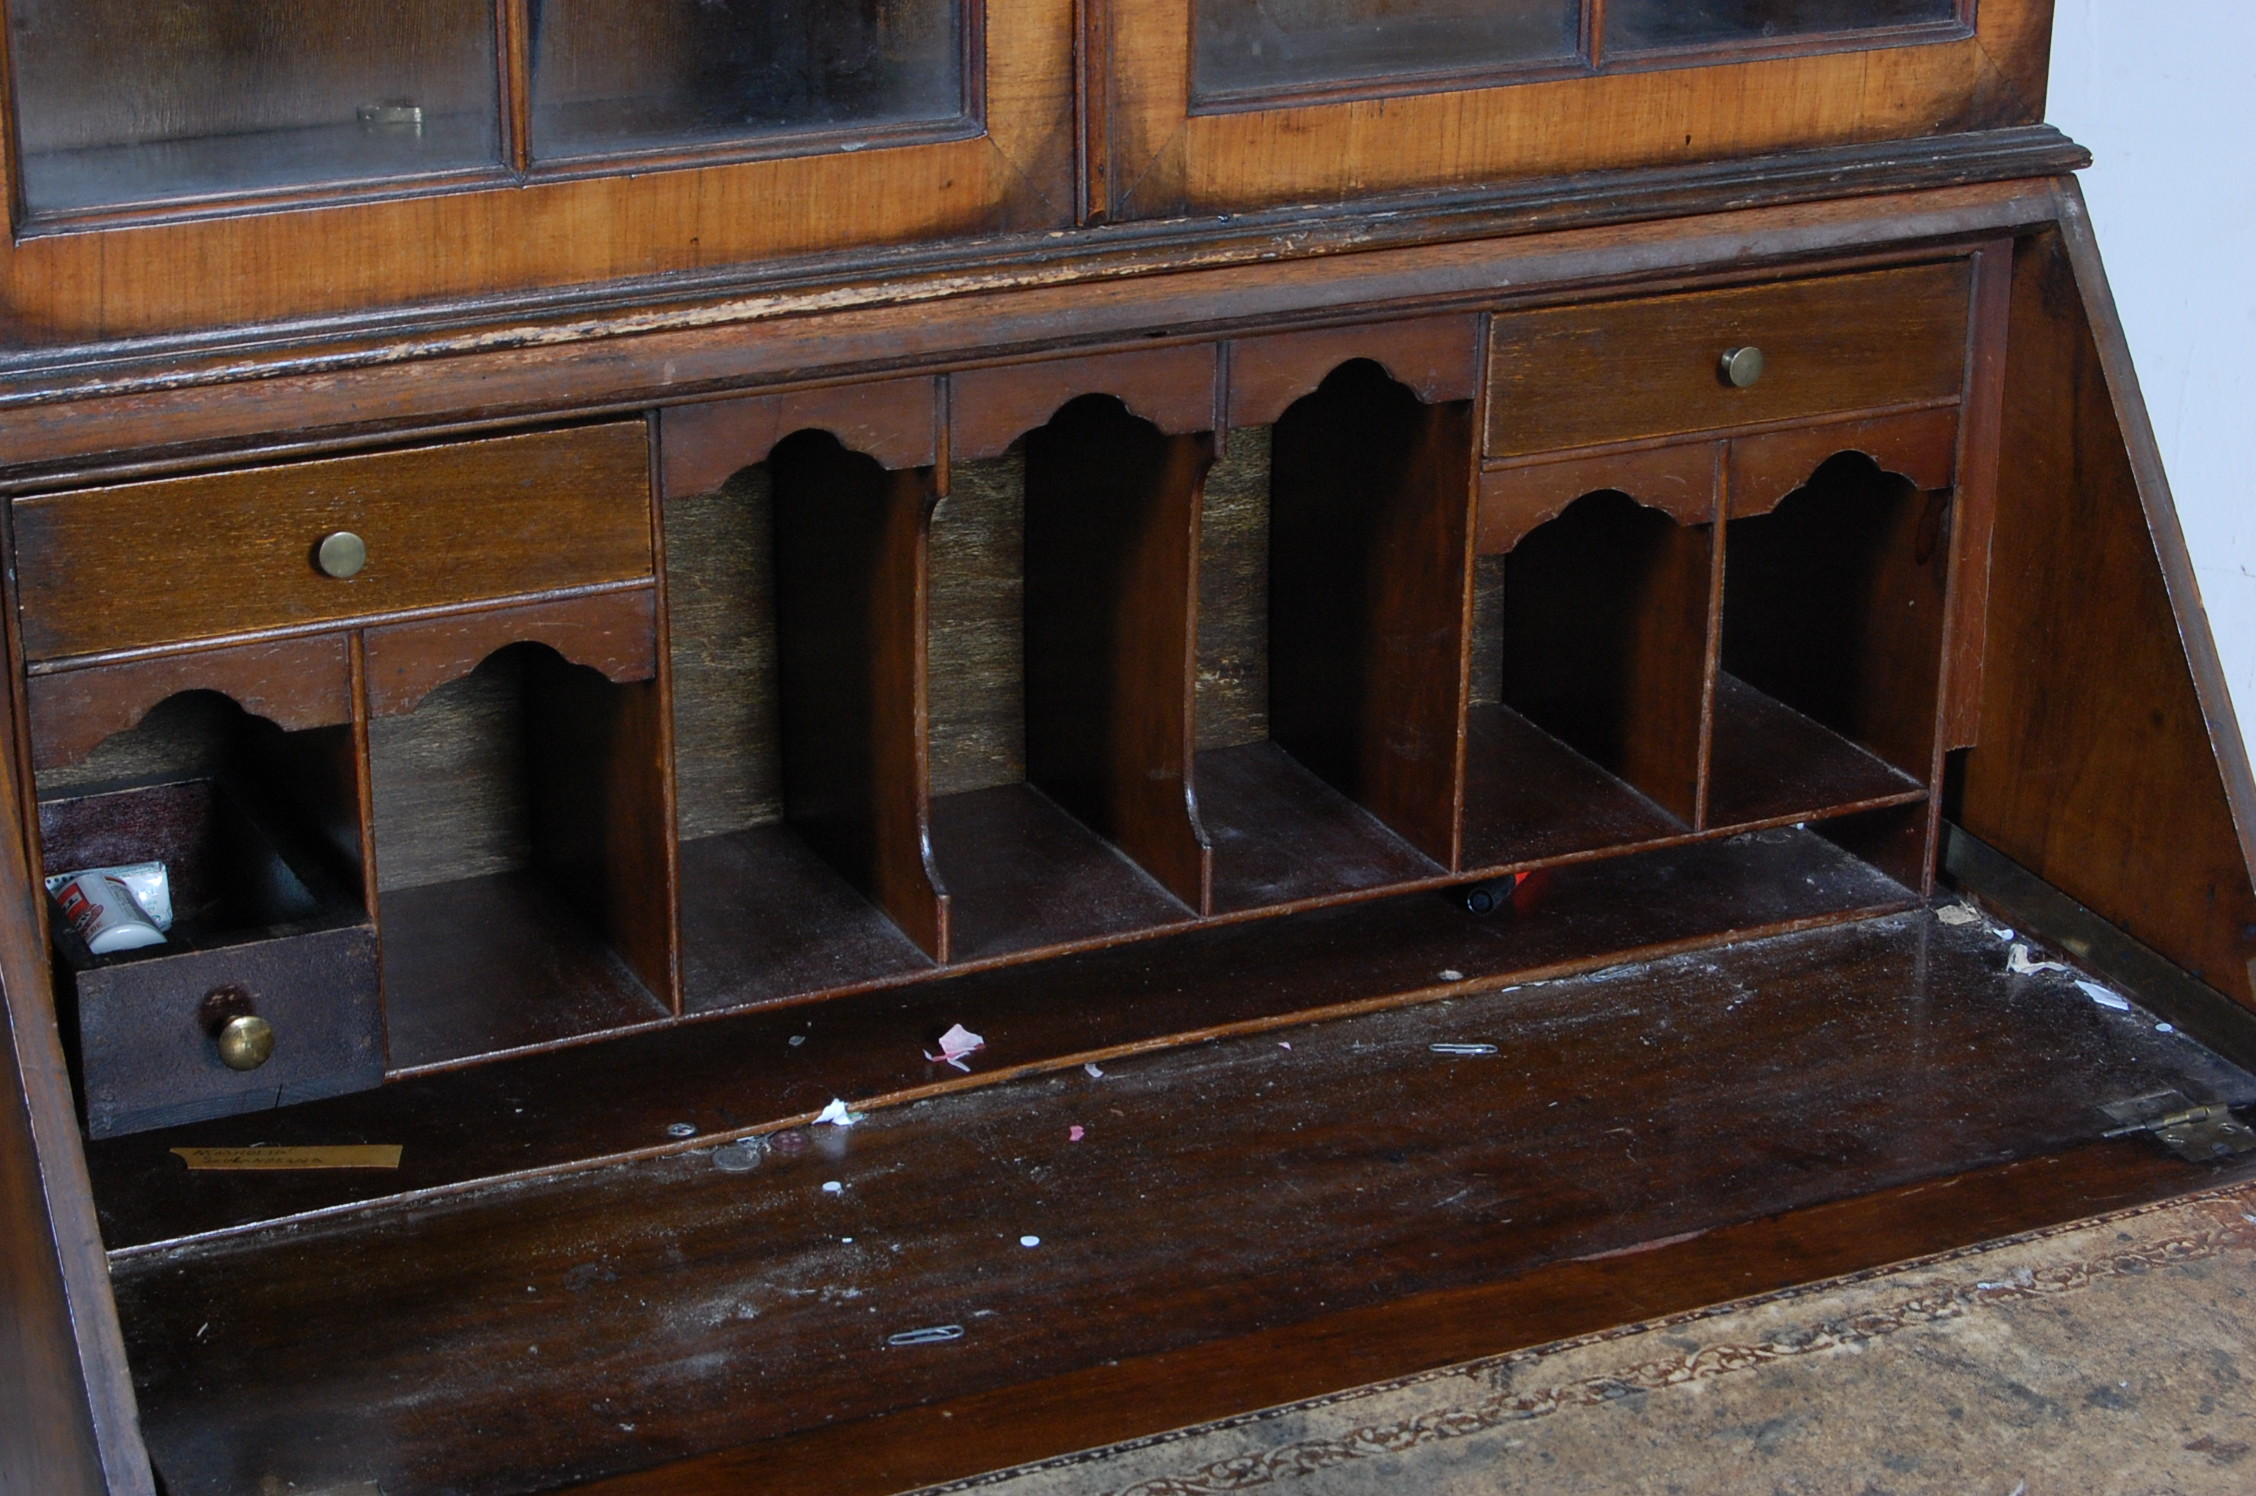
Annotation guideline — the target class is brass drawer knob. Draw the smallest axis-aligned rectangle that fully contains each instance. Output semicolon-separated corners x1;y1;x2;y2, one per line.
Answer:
217;1014;276;1072
316;530;368;579
1719;346;1766;389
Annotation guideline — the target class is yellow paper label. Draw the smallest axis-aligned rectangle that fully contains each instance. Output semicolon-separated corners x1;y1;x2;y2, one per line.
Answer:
170;1145;403;1171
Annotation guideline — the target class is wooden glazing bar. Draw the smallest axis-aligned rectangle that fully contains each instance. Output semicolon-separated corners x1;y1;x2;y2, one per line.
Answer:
1268;362;1474;868
770;434;951;960
1021;398;1214;911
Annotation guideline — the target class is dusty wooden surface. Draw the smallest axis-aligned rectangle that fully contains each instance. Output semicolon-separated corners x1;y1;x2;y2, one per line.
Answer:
112;907;2254;1496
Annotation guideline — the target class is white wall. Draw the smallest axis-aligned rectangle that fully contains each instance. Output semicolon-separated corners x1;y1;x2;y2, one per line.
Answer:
2047;3;2256;742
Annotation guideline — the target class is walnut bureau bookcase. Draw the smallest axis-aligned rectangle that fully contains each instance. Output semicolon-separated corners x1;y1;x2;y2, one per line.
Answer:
5;3;2256;1493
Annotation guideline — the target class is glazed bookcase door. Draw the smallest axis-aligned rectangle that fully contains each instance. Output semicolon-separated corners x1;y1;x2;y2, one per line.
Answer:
528;0;969;165
5;0;504;218
1100;0;2043;220
0;0;1069;339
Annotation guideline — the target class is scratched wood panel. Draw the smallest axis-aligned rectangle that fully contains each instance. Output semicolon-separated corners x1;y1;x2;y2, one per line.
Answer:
1469;553;1505;709
665;469;784;841
929;454;1029;798
1196;428;1271;754
32;692;245;800
368;654;534;892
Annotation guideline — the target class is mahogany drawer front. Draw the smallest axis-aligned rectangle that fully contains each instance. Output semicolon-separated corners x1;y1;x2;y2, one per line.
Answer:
13;423;653;662
1485;261;1973;460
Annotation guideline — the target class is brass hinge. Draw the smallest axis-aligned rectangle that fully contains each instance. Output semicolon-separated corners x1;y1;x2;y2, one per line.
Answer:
2101;1090;2256;1162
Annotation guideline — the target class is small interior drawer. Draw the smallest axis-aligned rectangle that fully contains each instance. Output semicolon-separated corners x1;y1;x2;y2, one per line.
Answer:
1485;261;1973;460
14;423;654;662
41;778;381;1139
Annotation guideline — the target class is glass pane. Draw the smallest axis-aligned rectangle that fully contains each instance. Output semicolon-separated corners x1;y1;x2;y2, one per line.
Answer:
528;0;965;162
7;0;501;216
1193;0;1581;100
1608;0;1956;53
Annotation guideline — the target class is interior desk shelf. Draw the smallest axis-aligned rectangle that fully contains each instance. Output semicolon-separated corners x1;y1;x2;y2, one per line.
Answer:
6;35;2254;1484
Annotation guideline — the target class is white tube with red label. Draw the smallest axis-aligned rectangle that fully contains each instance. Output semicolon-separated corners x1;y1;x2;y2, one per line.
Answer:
45;862;173;956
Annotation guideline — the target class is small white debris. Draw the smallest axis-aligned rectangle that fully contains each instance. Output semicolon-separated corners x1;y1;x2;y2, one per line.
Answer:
2157;1023;2177;1034
2076;979;2131;1011
1019;1235;1041;1248
822;1180;843;1194
815;1098;863;1127
1439;969;1465;982
1936;903;1984;927
789;1035;806;1047
842;1236;854;1243
1992;926;2017;942
1431;1042;1499;1056
2006;943;2074;977
1084;1061;1105;1078
1278;1041;1292;1050
923;1023;986;1072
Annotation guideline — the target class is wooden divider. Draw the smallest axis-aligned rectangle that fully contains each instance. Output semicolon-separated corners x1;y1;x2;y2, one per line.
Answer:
769;434;952;960
1022;397;1215;913
1496;490;1715;829
1268;360;1476;870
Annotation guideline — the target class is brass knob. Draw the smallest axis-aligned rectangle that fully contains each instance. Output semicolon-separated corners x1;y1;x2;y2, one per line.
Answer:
217;1015;275;1072
1719;346;1766;389
316;531;368;579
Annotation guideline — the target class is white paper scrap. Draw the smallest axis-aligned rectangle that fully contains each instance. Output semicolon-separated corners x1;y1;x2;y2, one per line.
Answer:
2006;943;2073;977
814;1098;863;1127
1083;1062;1105;1079
2076;979;2131;1011
923;1023;986;1072
1935;903;1983;927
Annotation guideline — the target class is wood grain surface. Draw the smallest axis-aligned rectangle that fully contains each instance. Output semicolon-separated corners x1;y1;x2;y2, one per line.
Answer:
108;906;2252;1496
770;436;949;960
1194;426;1271;753
1478;444;1720;553
1022;399;1213;910
1100;0;2051;218
1269;363;1473;867
13;424;655;662
1227;316;1481;428
0;0;1073;340
86;828;1917;1255
27;635;354;773
1958;220;2256;1006
1726;405;1960;518
1721;455;1950;778
0;538;153;1494
1485;260;1972;458
363;589;660;718
950;345;1222;462
1498;492;1711;826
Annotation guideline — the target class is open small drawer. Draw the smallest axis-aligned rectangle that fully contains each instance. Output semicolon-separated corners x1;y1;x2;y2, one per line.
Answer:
40;777;380;1140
